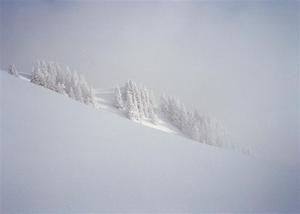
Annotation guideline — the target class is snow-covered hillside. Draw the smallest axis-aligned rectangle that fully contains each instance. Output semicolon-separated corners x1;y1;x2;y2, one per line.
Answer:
1;71;299;212
3;62;243;154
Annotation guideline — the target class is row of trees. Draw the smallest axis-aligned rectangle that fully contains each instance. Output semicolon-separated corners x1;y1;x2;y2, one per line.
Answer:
31;61;96;106
114;80;157;123
113;80;230;149
160;95;227;147
7;63;247;153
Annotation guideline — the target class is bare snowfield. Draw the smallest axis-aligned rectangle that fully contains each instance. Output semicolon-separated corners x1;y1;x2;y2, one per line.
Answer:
1;72;299;213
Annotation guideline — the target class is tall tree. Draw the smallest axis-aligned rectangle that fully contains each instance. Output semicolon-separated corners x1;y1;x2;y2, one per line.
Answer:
114;86;124;109
126;90;139;121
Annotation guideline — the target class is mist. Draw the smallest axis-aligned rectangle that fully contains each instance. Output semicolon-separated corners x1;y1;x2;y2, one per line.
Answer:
0;1;299;167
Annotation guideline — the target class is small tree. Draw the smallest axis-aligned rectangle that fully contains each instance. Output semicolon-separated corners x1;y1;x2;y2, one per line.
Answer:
8;64;19;77
31;62;46;86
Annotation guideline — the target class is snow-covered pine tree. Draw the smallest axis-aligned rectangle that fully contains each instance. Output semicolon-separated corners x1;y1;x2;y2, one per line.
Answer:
79;75;89;104
114;86;124;109
126;90;139;121
131;83;138;108
45;62;57;91
31;61;45;86
125;80;140;120
179;104;189;133
190;123;200;141
69;87;76;100
64;66;72;95
135;85;144;118
160;94;169;116
56;83;66;95
71;71;79;91
141;87;149;118
55;63;64;86
148;106;157;124
8;64;19;77
74;86;83;102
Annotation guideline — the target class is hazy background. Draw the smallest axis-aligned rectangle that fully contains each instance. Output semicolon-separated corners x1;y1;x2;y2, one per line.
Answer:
0;1;299;167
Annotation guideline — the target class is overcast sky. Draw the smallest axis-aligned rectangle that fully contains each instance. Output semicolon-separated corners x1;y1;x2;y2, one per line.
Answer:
1;0;299;167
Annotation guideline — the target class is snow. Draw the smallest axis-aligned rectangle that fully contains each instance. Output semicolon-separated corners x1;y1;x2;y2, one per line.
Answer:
18;72;31;81
10;70;230;152
1;71;299;213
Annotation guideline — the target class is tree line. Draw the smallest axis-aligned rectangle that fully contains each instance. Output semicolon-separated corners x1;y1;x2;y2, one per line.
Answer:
6;62;249;153
31;61;97;106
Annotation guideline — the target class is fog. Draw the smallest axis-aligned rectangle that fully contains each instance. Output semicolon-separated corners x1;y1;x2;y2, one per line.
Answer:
0;1;299;167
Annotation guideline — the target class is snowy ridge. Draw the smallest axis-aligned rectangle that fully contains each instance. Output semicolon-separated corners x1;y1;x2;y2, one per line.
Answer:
7;69;180;135
3;62;246;154
1;71;299;213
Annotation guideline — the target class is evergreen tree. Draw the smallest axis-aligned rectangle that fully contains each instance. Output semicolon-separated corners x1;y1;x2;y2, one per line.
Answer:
31;61;46;86
148;106;157;124
69;87;76;99
74;86;83;102
126;91;139;120
45;62;57;90
8;64;19;77
114;86;124;109
141;88;149;118
56;83;66;95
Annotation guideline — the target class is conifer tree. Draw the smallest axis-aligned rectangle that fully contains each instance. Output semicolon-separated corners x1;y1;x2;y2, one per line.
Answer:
126;91;139;120
114;86;124;109
8;64;19;77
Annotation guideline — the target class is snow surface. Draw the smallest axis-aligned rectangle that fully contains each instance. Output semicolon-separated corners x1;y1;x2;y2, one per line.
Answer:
1;71;299;213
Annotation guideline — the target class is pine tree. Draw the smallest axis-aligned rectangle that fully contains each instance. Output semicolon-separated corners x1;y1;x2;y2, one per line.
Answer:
141;88;149;118
8;64;19;77
160;94;169;115
148;106;157;124
135;86;144;118
126;91;139;120
114;86;124;109
79;75;89;104
64;67;72;95
74;86;83;102
71;71;79;91
69;87;76;99
45;62;57;90
56;83;66;95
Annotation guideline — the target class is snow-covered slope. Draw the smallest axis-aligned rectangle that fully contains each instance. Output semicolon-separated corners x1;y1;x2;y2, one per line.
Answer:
1;72;299;213
13;70;186;138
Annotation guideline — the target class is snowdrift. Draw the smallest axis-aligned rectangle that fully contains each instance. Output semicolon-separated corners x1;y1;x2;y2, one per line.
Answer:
1;72;299;213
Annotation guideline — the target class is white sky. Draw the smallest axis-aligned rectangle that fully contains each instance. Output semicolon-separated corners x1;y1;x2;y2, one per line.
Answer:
1;1;299;167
